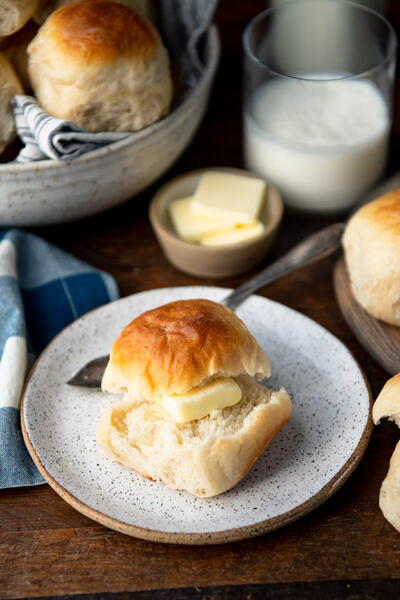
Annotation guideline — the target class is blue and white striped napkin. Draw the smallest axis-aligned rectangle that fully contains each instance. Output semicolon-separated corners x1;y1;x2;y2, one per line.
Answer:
12;95;129;163
0;229;119;488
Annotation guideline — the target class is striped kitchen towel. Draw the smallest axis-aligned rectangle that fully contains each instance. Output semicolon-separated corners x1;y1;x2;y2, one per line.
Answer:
0;229;119;488
12;95;129;163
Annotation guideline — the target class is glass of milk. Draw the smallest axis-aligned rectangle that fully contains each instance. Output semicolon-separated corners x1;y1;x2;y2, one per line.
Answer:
243;0;397;214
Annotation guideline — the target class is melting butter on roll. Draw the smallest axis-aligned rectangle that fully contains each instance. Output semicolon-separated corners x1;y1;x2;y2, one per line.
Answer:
98;299;292;498
28;0;172;132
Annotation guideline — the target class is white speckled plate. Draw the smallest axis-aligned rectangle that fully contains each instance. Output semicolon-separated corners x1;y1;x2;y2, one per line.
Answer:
21;286;372;545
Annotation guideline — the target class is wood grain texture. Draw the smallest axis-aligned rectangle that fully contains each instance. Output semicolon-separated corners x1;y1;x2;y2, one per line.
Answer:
13;580;400;600
1;0;400;598
334;258;400;376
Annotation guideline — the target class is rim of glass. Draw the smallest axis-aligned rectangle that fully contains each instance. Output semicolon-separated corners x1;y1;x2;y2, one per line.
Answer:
243;0;397;82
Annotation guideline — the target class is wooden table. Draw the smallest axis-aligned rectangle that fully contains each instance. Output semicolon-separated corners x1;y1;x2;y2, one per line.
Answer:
2;1;400;598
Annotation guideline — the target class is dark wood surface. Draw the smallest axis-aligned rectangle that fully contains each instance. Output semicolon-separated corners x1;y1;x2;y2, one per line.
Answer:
334;258;400;376
2;1;400;598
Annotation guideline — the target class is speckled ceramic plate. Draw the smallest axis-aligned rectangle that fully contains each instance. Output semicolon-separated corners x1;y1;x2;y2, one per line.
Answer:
21;286;372;545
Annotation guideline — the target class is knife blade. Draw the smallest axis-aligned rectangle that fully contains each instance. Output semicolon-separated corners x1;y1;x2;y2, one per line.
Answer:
67;355;109;388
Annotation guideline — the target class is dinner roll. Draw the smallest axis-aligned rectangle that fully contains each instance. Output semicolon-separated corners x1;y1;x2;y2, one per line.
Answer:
28;0;172;132
380;440;400;534
0;20;38;90
343;191;400;326
100;299;291;497
102;299;272;401
0;0;39;36
33;0;154;25
373;374;400;532
98;374;292;498
373;372;400;426
0;52;24;155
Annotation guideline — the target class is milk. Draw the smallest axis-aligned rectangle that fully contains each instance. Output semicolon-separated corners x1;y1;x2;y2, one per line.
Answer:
244;76;390;213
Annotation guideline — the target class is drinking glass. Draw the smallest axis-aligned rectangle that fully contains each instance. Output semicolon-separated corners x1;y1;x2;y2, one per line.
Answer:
243;0;397;214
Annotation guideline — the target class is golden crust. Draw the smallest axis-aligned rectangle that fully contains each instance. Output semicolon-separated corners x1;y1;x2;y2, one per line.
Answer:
46;0;158;64
343;191;400;326
352;191;400;239
102;299;271;399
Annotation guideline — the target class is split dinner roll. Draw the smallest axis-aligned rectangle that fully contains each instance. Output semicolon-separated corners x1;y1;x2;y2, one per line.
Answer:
0;52;24;155
99;299;292;498
28;0;173;132
0;0;39;36
343;191;400;326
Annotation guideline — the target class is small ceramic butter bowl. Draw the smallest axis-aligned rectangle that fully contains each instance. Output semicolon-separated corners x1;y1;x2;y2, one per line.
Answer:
149;167;283;279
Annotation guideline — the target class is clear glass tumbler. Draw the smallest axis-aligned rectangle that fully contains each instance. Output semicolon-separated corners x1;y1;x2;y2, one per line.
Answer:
243;0;397;214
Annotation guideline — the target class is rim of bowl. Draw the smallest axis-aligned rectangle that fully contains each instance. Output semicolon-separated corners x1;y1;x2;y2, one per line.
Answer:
149;167;284;253
0;26;220;173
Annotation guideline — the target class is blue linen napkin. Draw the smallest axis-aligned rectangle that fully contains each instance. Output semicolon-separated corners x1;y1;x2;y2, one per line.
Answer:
0;229;119;488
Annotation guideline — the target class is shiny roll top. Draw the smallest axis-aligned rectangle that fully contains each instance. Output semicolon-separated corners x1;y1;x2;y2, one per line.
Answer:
101;299;271;400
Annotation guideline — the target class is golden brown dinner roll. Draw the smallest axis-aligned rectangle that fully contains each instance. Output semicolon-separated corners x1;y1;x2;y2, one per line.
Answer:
0;52;24;155
0;0;39;36
343;191;400;326
33;0;153;25
99;299;291;497
373;374;400;532
98;374;292;498
0;20;38;90
102;299;272;400
28;0;172;132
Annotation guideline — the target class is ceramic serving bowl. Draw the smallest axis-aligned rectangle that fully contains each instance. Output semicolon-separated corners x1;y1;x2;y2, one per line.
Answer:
149;167;284;279
0;27;220;227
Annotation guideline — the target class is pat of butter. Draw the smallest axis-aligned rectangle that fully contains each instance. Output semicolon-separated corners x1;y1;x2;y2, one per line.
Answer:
201;221;264;246
156;377;242;423
192;172;266;225
169;197;235;242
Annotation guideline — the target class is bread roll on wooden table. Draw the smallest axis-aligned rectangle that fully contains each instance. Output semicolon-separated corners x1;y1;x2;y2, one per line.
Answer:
374;374;400;533
343;191;400;327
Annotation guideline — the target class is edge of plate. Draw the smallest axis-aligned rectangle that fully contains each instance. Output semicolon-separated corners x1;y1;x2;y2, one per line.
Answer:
20;288;374;545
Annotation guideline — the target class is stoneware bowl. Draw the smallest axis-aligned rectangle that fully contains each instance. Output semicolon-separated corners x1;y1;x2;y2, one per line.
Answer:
0;27;220;227
149;167;284;279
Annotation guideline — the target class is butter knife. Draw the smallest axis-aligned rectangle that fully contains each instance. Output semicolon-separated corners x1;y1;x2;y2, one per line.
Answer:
67;222;344;388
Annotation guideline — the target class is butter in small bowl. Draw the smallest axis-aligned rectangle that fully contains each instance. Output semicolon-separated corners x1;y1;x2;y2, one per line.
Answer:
169;171;267;245
149;167;283;279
